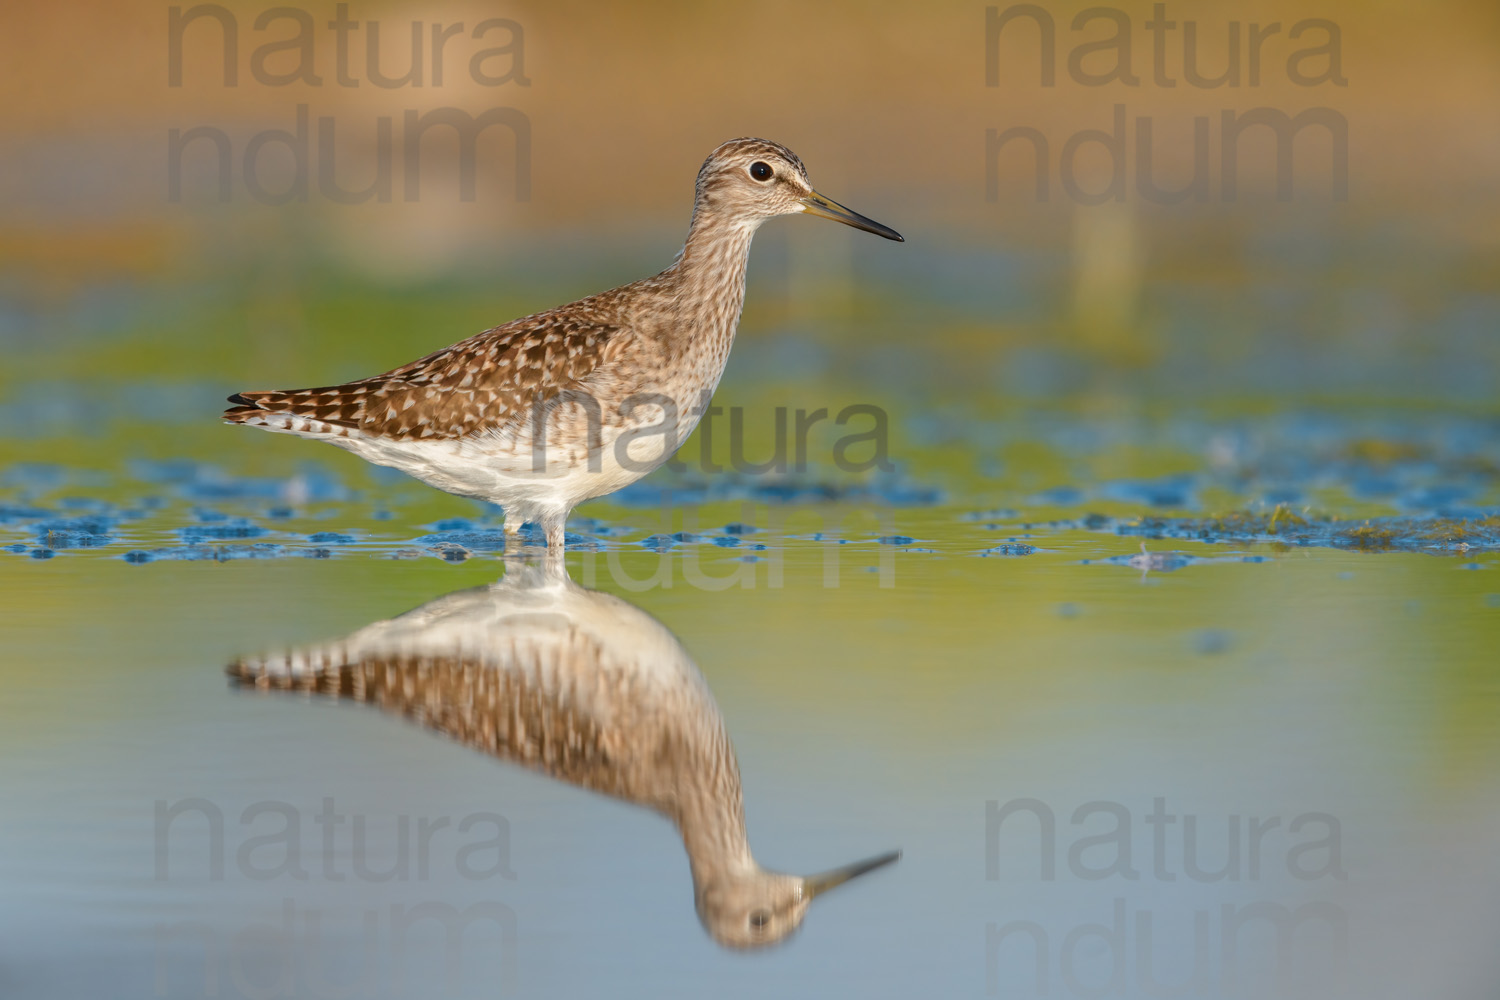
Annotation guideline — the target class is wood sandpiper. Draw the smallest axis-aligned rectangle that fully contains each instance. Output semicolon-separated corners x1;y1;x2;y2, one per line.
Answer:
224;138;903;552
228;563;901;948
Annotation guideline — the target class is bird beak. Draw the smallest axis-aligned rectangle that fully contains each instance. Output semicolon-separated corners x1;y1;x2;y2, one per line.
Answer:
801;849;902;901
799;190;905;242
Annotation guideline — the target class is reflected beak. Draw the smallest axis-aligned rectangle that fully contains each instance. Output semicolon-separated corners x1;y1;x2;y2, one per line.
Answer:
799;190;905;242
801;849;902;901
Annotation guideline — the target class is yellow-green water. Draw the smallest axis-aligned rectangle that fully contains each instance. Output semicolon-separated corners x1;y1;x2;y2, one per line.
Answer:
3;209;1500;998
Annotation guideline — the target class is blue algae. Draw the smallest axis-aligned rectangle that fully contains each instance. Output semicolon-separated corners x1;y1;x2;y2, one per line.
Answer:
35;516;114;548
130;543;287;562
1137;551;1195;572
569;517;635;538
36;515;113;535
1077;510;1500;556
415;530;507;550
1401;484;1476;511
2;463;65;490
415;527;599;552
1100;475;1198;509
961;508;1019;521
878;535;915;545
611;471;942;508
1087;548;1199;572
58;496;109;511
178;520;266;543
133;461;351;503
38;529;111;548
981;543;1036;556
712;536;741;548
1349;475;1401;499
1193;629;1234;655
0;504;52;522
1260;487;1304;505
30;548;55;560
307;532;355;544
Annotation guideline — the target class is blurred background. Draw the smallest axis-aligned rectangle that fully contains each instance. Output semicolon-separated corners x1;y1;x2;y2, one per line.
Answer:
2;2;1499;998
3;0;1497;432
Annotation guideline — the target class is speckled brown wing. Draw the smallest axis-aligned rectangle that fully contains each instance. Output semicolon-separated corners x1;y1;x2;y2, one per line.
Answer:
228;639;652;807
224;304;625;441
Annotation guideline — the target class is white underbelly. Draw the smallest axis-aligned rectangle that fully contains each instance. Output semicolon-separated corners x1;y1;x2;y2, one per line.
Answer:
337;389;705;514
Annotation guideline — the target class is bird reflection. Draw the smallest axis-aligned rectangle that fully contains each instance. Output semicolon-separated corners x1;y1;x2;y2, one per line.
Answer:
227;562;899;948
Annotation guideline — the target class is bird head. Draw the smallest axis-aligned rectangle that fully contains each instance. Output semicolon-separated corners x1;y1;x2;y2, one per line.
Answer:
692;137;903;242
694;849;902;948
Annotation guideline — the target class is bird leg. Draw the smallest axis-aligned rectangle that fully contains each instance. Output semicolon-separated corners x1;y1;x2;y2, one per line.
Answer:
543;516;566;569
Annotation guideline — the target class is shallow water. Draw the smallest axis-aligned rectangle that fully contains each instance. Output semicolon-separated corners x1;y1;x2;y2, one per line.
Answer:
3;196;1499;999
3;405;1499;997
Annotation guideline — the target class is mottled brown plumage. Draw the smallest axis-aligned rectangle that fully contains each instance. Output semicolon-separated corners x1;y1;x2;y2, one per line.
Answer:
227;564;900;948
225;307;625;442
224;138;902;551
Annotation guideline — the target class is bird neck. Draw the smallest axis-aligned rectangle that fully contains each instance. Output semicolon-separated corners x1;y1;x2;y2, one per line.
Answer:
671;723;756;888
667;209;761;344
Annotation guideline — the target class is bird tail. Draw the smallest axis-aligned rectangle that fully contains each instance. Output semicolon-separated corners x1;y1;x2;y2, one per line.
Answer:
223;388;360;439
228;642;359;695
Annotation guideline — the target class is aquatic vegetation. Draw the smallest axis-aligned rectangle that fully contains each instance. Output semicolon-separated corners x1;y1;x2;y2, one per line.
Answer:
35;516;114;548
979;543;1037;556
1341;523;1400;550
2;414;1497;569
611;470;943;508
306;531;356;544
1081;510;1500;554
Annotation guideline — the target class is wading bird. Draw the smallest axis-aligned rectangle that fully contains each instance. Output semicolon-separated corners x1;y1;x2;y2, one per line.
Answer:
224;138;903;553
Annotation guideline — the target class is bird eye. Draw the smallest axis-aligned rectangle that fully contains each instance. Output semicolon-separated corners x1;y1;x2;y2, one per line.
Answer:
749;161;774;182
749;909;772;929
